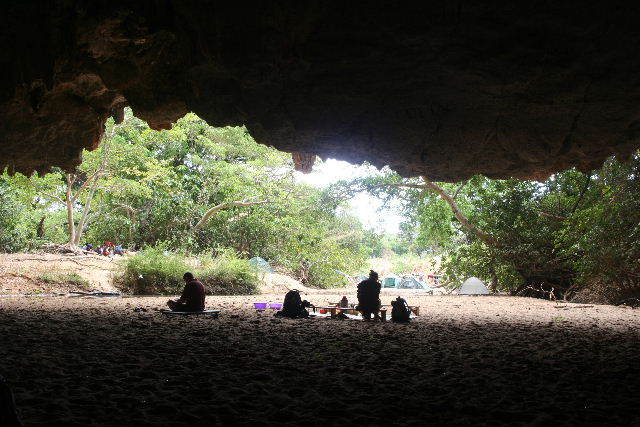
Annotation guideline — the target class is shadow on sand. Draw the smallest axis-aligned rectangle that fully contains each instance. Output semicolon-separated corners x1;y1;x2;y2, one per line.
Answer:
0;297;638;426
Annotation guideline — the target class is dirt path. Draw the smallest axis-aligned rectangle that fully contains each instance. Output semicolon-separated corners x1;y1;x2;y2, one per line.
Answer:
0;295;638;426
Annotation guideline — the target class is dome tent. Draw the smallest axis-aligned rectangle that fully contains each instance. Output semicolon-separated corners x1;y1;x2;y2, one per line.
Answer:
457;277;490;295
249;257;273;273
382;274;401;288
398;276;433;291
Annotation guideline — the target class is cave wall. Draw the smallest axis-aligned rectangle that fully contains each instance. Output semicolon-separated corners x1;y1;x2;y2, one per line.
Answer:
2;1;640;180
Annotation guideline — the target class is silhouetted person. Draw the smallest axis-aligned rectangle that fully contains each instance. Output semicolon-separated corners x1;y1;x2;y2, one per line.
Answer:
167;272;205;312
357;270;381;321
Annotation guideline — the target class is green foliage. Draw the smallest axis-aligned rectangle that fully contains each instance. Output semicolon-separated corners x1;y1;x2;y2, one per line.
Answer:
197;250;260;295
38;271;91;289
115;247;190;294
0;179;35;252
557;158;640;301
115;247;260;295
352;153;640;302
1;108;370;288
390;253;425;274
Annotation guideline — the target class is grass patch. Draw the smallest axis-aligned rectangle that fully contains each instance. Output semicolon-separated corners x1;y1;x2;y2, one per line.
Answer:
198;252;260;295
38;271;91;289
114;247;260;295
114;247;189;295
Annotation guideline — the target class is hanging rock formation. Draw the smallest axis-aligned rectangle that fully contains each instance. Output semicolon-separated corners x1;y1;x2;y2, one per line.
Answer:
1;1;640;181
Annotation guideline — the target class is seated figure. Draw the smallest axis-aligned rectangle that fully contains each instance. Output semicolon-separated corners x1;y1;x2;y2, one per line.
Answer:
167;272;205;312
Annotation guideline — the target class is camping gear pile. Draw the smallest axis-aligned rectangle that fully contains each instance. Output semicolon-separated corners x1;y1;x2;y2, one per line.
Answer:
274;289;312;318
391;297;412;322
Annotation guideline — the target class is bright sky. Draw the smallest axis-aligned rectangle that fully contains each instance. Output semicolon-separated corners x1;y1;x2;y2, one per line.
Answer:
294;159;406;234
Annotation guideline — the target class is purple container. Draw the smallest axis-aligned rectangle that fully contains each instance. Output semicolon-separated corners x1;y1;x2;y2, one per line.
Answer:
253;302;267;310
269;302;283;310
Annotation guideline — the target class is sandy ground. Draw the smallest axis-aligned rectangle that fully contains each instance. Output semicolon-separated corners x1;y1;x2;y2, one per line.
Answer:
0;253;121;294
0;294;639;426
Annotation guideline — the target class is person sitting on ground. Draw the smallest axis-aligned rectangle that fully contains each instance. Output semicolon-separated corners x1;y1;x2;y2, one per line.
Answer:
338;295;349;308
275;289;312;318
357;270;382;321
167;272;206;312
114;245;124;256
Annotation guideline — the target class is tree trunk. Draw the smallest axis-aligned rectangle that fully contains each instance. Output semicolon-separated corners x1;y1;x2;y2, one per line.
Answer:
489;265;499;293
65;174;76;247
36;216;45;238
72;175;100;246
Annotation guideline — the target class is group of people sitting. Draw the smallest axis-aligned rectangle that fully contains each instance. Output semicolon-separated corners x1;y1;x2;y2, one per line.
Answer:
83;241;125;256
166;270;412;322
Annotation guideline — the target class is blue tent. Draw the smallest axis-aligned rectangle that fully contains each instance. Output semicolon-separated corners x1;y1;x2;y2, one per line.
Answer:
249;257;273;273
398;276;433;291
382;274;401;288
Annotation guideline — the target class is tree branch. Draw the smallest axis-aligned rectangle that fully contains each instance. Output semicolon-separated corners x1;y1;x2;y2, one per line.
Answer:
569;173;591;214
42;192;64;203
71;169;106;202
539;211;566;221
192;199;269;231
366;179;499;246
453;180;468;200
420;177;500;247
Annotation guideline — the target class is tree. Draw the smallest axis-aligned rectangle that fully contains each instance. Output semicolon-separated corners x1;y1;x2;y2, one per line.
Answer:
1;108;372;287
344;154;640;302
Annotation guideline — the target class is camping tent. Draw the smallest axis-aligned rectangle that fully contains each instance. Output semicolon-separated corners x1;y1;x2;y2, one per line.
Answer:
382;274;401;288
398;276;433;291
456;277;490;295
249;257;273;273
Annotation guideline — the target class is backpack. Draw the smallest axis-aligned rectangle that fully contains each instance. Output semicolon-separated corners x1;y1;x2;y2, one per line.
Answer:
276;289;310;318
391;297;411;323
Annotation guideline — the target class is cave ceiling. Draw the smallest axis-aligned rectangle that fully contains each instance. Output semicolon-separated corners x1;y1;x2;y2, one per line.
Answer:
1;1;640;181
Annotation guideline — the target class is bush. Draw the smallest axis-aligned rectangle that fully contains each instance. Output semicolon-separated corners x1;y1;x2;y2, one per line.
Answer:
305;262;349;289
198;252;260;295
115;247;260;295
0;184;32;252
38;271;91;289
115;247;189;294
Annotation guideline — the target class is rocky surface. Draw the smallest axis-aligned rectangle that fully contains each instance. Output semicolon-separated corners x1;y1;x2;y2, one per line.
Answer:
2;2;640;180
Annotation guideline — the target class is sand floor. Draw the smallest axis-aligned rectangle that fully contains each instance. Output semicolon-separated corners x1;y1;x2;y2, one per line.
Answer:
1;295;639;426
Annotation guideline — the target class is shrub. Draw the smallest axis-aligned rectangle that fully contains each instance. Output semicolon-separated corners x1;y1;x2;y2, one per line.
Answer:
198;252;260;295
114;247;260;295
114;247;189;294
305;262;349;289
38;271;91;289
0;184;32;253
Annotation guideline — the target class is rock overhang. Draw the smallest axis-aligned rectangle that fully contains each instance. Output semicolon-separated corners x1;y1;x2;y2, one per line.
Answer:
1;1;639;181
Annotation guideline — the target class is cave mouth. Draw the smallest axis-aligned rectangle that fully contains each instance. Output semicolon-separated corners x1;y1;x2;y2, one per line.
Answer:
2;2;640;181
